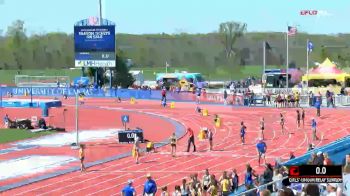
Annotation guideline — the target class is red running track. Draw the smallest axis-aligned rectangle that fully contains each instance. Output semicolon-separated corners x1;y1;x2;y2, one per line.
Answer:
1;98;350;196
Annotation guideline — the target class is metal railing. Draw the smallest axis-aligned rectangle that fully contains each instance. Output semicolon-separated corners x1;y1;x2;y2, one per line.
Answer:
234;176;289;196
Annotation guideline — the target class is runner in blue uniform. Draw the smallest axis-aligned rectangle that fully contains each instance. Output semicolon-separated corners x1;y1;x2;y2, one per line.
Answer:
256;139;267;165
240;122;246;145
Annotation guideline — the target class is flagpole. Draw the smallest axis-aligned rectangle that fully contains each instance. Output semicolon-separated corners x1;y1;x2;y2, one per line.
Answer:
286;30;289;89
306;39;309;94
263;41;266;73
165;61;168;74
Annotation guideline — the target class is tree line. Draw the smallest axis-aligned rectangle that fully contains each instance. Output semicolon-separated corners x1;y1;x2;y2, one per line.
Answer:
1;20;350;73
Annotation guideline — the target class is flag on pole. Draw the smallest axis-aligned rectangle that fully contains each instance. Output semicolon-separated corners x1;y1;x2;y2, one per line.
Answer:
307;41;314;53
288;26;297;36
265;42;272;50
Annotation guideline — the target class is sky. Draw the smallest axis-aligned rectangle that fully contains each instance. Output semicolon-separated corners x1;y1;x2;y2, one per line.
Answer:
1;0;350;35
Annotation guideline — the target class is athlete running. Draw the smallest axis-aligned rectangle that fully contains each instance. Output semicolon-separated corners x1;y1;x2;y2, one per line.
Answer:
259;117;265;140
296;110;301;129
301;108;305;128
240;122;246;145
134;136;141;164
169;133;177;157
280;113;285;134
207;128;213;151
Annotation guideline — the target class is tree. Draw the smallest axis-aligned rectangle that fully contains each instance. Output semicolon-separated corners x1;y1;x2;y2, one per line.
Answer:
320;47;329;60
112;50;134;88
219;21;247;58
7;20;27;69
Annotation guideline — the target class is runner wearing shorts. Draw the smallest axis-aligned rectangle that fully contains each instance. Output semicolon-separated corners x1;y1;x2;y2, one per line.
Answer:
207;128;213;151
296;110;301;129
169;133;177;157
240;122;246;145
256;139;267;165
301;108;305;128
79;144;86;172
146;140;155;153
280;113;285;134
134;136;140;164
260;117;265;140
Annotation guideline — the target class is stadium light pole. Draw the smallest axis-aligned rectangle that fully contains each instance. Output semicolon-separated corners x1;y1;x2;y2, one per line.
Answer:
0;85;2;108
306;39;309;94
30;85;33;107
75;92;79;147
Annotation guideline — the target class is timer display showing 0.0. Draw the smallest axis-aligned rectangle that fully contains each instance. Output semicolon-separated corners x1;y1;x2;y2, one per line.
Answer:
316;166;327;175
289;165;342;177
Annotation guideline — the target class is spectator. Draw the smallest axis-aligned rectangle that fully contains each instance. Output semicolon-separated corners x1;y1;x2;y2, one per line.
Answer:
307;152;317;165
323;153;333;165
277;187;295;196
289;152;295;160
274;158;283;170
189;173;201;195
143;173;157;196
302;184;319;196
307;143;315;151
245;164;257;191
344;155;350;174
231;169;239;193
315;151;324;165
172;185;181;196
219;171;231;196
180;178;190;196
161;186;169;196
224;89;228;105
207;175;218;196
260;189;271;196
262;163;274;192
202;169;210;193
273;169;283;192
326;183;337;196
122;180;136;196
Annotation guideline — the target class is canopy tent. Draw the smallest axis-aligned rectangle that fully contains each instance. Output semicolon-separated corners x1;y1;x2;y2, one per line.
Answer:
302;58;350;83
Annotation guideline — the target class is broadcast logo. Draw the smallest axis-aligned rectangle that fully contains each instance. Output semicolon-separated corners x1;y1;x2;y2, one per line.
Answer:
300;10;318;16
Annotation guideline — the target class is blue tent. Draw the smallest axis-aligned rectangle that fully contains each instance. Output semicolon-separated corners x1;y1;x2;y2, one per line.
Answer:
73;77;90;86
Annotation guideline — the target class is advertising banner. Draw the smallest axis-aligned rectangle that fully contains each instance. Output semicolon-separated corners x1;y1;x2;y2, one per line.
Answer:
74;25;115;67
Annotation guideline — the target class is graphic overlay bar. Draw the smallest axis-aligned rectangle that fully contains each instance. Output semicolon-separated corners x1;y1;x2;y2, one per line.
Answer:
288;165;343;183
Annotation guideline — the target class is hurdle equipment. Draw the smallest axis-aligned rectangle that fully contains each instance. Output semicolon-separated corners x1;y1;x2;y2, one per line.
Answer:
215;117;221;128
130;97;136;104
202;109;208;116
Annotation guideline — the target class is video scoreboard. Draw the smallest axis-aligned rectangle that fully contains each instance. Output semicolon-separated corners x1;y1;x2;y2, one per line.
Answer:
288;165;343;183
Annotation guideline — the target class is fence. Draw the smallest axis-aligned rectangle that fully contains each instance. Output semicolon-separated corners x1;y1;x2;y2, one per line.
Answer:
15;75;70;87
1;86;350;107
